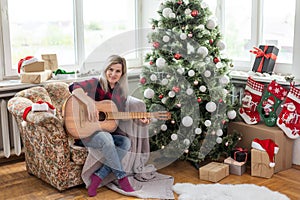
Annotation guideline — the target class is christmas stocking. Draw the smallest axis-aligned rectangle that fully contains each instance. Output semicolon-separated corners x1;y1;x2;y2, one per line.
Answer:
277;85;300;139
238;77;264;124
257;80;288;127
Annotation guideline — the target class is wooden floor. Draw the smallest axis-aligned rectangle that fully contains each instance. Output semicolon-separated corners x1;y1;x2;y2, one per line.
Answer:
1;160;300;200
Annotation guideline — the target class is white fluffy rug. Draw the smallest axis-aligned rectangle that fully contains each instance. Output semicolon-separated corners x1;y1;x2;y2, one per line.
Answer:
172;183;290;200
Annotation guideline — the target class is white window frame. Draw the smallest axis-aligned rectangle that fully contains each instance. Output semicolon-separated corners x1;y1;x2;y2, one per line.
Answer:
0;0;143;80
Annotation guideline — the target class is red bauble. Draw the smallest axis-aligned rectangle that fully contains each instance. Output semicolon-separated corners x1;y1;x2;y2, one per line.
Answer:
174;53;182;60
140;77;146;84
172;86;180;93
159;94;164;99
149;60;154;65
213;57;220;64
153;42;160;49
191;10;199;17
219;99;223;103
209;39;214;45
177;0;182;4
197;97;202;103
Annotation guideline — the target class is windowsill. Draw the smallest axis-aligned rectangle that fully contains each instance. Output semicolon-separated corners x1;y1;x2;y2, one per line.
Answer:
230;70;299;86
0;68;142;94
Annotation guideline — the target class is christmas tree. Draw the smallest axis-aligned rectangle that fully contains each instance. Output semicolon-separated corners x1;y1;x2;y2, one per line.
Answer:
140;0;241;166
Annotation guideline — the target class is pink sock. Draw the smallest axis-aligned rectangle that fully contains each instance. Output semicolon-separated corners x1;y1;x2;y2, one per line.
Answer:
88;174;102;197
118;176;135;192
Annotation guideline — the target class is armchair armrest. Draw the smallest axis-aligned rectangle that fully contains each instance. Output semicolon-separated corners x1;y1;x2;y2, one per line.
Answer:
7;96;32;118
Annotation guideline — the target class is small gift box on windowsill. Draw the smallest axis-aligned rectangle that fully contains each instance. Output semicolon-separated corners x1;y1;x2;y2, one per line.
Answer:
230;147;248;162
250;45;279;74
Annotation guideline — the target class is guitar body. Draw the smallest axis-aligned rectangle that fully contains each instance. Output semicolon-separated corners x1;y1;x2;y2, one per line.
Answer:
63;96;119;139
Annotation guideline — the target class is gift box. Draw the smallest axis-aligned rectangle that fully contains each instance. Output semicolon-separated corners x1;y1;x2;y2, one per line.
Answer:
20;70;52;84
23;61;45;72
41;54;58;71
230;147;248;162
251;149;274;178
224;157;246;176
250;45;279;74
227;121;293;173
199;162;229;182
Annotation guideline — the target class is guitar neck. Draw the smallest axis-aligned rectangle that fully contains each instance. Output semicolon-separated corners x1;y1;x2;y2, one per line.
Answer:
105;112;156;120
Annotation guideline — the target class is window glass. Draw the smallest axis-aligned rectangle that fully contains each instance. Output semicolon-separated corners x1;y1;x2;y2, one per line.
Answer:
83;0;136;58
8;0;75;69
224;0;252;62
263;0;295;64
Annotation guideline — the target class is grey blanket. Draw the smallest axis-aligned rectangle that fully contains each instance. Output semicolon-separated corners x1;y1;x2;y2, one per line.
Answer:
81;96;175;199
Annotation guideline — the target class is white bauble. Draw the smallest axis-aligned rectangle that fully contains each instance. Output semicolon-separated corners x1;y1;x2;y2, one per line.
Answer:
216;129;223;137
163;35;170;43
169;12;176;18
168;91;176;98
162;8;172;18
206;101;217;112
199;85;207;92
197;46;208;57
161;124;168;131
171;133;178;141
177;67;185;75
216;137;223;144
204;70;211;77
150;74;157;81
198;24;205;30
219;75;230;85
204;120;212;127
180;33;187;40
223;89;228;95
188;70;195;77
217;40;226;51
182;116;193;127
215;62;223;69
183;138;191;146
144;88;155;99
227;110;237;120
161;78;169;85
156;57;167;68
161;97;168;104
184;8;191;15
195;128;202;135
206;19;217;30
186;88;194;95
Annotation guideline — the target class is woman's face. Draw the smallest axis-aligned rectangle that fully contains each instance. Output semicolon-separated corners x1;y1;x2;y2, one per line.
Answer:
106;63;123;88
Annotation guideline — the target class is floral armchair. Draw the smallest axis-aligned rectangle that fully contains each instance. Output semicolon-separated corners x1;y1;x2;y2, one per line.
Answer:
7;82;88;191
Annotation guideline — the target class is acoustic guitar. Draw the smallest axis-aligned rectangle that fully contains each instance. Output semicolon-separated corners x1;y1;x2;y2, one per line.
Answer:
63;95;171;139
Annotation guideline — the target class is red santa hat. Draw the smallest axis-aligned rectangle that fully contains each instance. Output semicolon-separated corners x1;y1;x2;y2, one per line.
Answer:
251;138;279;168
22;100;56;127
18;56;38;73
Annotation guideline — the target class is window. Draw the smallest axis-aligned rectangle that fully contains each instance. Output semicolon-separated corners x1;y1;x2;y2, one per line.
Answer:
218;0;296;75
0;0;138;79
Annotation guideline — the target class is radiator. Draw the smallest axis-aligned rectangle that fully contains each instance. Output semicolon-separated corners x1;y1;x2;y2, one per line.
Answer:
0;99;22;158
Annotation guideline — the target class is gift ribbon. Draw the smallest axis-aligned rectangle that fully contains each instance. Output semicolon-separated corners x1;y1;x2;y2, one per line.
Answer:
250;46;277;72
233;147;248;162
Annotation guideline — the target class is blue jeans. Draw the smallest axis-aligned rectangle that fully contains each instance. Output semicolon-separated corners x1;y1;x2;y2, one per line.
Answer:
83;132;131;180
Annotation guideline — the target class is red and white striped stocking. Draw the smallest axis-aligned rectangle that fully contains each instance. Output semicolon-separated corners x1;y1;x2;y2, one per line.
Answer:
277;85;300;139
239;77;264;124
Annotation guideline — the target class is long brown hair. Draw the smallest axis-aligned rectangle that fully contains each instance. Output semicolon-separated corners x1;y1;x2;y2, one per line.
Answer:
99;55;128;98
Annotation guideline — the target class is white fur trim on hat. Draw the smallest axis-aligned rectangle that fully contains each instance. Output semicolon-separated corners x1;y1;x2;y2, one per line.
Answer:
251;141;279;154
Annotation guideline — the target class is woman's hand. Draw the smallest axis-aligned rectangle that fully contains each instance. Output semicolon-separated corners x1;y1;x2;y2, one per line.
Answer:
72;88;98;122
139;118;150;124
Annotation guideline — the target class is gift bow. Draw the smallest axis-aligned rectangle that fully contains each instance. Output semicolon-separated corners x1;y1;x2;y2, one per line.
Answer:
233;147;248;162
250;46;277;73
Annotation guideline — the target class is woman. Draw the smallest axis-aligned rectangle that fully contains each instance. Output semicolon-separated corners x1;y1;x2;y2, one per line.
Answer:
69;55;149;197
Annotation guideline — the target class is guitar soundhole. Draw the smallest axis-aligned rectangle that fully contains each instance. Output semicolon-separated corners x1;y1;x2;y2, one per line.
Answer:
99;112;106;121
